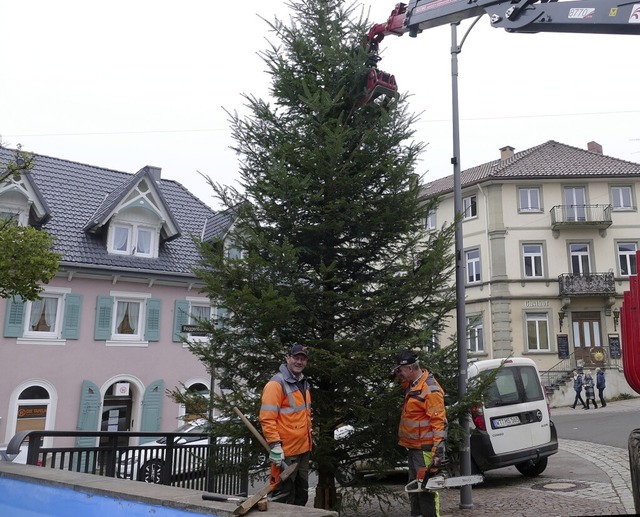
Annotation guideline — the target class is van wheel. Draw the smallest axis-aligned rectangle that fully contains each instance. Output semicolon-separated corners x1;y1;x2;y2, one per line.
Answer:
515;457;547;477
335;462;360;486
139;459;164;484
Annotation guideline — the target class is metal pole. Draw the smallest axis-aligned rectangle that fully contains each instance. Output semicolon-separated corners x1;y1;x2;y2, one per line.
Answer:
450;20;472;510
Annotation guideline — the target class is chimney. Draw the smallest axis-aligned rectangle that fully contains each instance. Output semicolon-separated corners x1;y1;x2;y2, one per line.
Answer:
587;141;603;154
142;165;162;182
500;145;515;162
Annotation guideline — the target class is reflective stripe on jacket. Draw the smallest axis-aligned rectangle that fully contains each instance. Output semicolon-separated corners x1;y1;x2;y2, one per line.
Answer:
398;369;447;454
259;363;312;457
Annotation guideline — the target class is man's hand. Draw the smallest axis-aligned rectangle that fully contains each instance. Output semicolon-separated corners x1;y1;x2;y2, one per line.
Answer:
269;443;284;466
429;442;445;473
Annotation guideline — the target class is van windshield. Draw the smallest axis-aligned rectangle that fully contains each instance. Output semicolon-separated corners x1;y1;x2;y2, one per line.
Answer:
483;365;544;408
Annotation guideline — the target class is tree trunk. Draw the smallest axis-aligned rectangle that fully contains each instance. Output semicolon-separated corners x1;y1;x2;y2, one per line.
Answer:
314;469;340;512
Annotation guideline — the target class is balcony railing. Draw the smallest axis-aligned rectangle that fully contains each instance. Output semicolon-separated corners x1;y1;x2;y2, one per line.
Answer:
550;204;612;230
558;272;616;296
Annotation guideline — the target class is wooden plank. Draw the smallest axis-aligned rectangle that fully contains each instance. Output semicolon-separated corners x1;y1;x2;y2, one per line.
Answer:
233;462;298;515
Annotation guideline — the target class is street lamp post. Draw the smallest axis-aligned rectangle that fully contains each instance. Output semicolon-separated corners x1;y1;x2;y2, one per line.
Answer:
450;16;482;510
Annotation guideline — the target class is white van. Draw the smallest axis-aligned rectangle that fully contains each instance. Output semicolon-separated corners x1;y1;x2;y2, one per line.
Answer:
467;357;558;476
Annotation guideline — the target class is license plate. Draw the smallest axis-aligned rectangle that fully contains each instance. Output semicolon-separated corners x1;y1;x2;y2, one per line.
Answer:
491;415;521;429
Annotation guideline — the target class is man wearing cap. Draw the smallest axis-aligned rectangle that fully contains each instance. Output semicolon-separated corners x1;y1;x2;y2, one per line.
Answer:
259;344;312;506
393;350;447;517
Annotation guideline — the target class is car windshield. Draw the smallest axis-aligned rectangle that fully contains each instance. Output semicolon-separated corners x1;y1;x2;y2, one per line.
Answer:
155;422;207;444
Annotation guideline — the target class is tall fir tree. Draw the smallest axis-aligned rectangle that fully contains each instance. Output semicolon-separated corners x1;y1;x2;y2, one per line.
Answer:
172;0;465;510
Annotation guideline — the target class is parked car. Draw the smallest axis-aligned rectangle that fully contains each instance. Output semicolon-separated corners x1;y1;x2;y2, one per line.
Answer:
333;424;408;486
467;357;558;476
117;419;266;484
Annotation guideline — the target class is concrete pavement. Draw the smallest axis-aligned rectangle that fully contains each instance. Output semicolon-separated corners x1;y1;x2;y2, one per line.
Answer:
310;398;640;516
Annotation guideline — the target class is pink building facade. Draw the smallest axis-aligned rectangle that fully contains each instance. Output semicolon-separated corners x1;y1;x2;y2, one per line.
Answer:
0;148;227;446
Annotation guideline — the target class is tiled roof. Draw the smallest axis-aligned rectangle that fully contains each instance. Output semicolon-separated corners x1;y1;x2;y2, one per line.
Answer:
422;140;640;197
0;147;225;276
83;165;181;241
202;207;236;242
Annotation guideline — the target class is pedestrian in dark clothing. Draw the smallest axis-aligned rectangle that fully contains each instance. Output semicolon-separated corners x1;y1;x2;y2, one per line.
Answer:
571;369;586;409
583;370;597;409
596;367;607;407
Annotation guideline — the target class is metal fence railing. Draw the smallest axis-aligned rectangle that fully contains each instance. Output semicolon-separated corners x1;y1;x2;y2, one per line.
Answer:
6;429;250;495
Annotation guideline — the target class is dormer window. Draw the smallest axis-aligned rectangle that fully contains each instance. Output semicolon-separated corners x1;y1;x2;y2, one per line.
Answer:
0;194;29;226
110;223;156;257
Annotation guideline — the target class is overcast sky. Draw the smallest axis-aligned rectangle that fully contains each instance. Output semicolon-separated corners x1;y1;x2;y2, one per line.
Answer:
2;0;639;210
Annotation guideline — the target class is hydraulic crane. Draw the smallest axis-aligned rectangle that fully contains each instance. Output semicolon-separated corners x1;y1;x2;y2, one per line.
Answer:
363;0;640;104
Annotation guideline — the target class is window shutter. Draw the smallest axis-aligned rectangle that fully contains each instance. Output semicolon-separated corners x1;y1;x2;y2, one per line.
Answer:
94;296;113;340
4;296;25;338
62;294;83;340
139;379;164;443
75;380;101;449
173;299;189;342
145;298;161;342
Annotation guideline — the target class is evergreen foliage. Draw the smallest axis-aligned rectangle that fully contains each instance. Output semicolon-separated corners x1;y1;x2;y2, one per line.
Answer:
170;0;491;510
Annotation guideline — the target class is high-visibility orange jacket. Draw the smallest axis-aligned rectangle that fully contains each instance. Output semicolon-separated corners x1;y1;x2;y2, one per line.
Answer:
398;369;447;454
259;364;312;457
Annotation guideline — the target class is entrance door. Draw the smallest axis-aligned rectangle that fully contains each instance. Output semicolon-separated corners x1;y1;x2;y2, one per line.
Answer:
572;312;605;367
100;402;131;448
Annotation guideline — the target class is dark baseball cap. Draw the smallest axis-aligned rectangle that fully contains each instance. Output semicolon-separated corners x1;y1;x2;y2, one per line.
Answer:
395;350;418;367
289;343;309;357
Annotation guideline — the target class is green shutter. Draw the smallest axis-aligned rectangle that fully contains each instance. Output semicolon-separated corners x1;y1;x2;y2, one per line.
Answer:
62;294;83;340
145;298;161;342
4;296;25;338
76;380;101;448
173;299;189;342
139;379;164;443
94;296;113;340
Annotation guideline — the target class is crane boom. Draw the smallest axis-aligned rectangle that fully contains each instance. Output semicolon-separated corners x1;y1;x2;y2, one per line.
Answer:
363;0;640;104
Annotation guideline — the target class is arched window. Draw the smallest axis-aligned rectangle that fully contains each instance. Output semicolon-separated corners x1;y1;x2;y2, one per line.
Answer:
179;381;210;421
16;386;50;438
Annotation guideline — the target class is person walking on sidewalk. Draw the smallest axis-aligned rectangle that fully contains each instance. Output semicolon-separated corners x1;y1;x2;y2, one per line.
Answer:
259;344;312;506
571;369;586;409
596;367;607;407
583;370;597;409
393;350;447;517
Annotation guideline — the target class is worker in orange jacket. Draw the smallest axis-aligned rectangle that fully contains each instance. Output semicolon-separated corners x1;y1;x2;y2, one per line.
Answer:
393;350;447;517
259;343;312;506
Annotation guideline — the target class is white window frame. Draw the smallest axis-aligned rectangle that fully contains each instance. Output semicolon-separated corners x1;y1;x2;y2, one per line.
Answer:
570;243;591;275
611;185;634;211
463;195;477;220
525;312;550;352
523;243;544;278
466;315;484;353
425;210;436;230
6;380;57;447
108;223;157;258
106;291;150;346
618;242;638;277
186;297;212;343
466;248;481;284
518;187;542;213
19;287;71;344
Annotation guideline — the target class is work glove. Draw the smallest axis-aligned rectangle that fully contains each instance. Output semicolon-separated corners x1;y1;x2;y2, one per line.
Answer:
269;443;284;466
425;442;445;474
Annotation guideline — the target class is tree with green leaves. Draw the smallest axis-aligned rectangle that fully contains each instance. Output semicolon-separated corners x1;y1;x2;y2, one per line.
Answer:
0;147;60;300
170;0;490;511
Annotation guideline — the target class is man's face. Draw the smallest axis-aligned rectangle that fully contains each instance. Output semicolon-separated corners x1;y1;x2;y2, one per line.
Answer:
287;353;308;376
394;364;414;383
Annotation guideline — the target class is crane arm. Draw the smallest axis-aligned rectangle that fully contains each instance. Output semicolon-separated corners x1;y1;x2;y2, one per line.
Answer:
362;0;640;104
